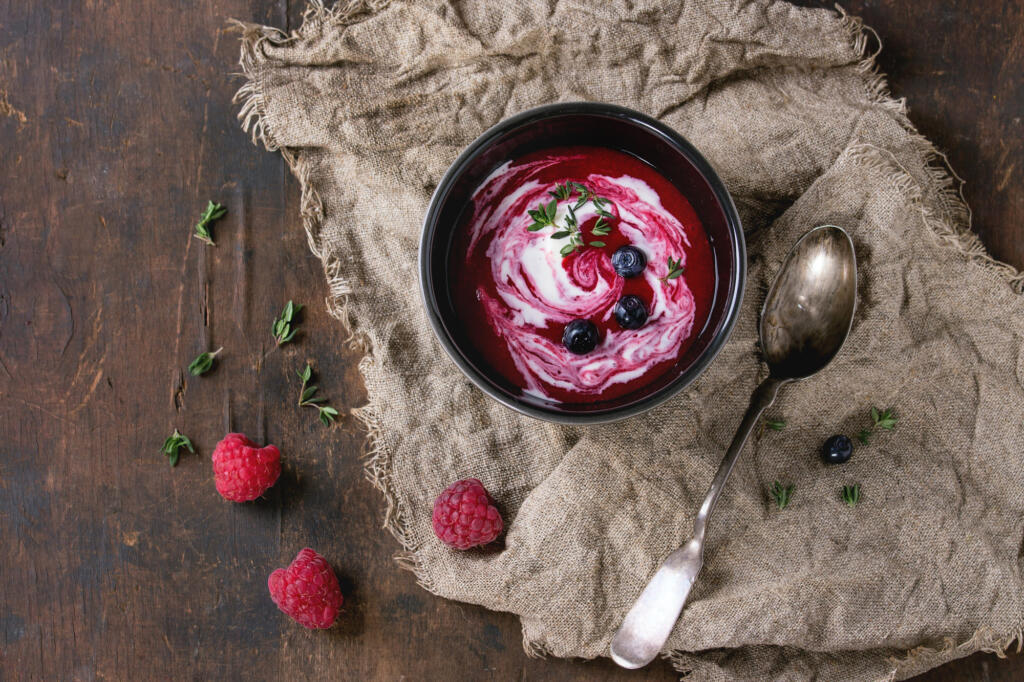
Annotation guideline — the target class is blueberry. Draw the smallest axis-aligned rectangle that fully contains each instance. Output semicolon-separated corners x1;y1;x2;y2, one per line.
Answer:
562;319;599;355
821;435;853;464
611;245;647;278
613;295;648;330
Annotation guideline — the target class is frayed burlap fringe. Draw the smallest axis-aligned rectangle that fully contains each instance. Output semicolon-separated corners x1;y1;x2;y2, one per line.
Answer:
845;143;1024;292
523;621;552;659
233;0;1024;676
884;625;1024;681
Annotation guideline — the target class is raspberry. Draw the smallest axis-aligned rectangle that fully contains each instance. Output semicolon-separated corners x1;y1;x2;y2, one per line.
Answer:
432;478;503;549
268;548;343;629
211;433;281;502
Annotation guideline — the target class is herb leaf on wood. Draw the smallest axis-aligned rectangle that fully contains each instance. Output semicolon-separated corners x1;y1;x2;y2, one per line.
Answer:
273;301;303;346
161;429;195;467
296;363;340;426
193;201;227;246
188;347;222;376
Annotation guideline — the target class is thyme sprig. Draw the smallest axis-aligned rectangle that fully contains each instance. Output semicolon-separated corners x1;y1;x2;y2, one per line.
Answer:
661;256;686;281
296;363;340;427
858;406;897;444
161;429;195;467
764;418;786;431
188;347;222;376
555;203;587;256
841;484;862;507
769;481;795;510
526;199;558;231
193;201;227;246
527;182;614;257
273;301;302;346
871;407;897;430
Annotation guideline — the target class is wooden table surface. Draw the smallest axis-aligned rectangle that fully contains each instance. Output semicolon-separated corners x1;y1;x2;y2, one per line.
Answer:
1;1;1021;679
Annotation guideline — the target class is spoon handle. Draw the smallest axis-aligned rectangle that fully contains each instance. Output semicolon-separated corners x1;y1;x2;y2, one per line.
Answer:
692;376;787;545
609;376;787;669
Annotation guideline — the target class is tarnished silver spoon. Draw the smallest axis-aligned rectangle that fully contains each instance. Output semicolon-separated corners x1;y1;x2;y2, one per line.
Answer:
610;225;857;669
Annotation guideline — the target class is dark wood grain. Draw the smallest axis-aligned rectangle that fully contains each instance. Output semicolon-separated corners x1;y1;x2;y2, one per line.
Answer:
0;1;1020;680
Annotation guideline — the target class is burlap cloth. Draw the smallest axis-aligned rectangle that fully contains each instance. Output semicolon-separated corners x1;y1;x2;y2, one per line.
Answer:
233;1;1024;678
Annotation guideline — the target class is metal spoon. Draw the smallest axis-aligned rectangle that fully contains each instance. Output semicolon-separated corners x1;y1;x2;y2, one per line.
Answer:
610;225;857;669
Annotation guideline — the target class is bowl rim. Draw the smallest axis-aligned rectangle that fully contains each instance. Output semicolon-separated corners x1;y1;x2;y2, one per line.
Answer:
419;101;746;424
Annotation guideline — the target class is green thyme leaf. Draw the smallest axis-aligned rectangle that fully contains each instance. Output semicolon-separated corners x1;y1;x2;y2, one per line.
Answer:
551;230;570;239
589;241;606;248
661;256;686;281
565;204;578;229
769;481;795;510
858;406;897;445
549;183;571;201
872;407;897;430
569;182;590;209
560;243;577;256
273;301;303;346
192;201;227;246
296;363;339;427
161;429;195;467
765;418;786;431
318;405;340;426
841;484;861;507
188;347;222;376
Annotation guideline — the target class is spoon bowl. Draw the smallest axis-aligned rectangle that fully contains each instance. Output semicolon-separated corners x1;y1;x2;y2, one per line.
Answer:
761;226;857;379
610;225;857;669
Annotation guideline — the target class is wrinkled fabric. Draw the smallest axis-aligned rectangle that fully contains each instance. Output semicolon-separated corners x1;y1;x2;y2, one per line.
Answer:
234;1;1024;679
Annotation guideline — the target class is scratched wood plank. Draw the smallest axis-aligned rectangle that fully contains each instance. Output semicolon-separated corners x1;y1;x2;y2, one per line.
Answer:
0;0;1019;680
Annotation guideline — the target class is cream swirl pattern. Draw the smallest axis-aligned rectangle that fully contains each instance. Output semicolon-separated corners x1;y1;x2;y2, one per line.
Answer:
460;152;700;401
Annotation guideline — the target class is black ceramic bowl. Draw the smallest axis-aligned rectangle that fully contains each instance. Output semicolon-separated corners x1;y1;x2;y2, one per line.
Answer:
419;102;745;424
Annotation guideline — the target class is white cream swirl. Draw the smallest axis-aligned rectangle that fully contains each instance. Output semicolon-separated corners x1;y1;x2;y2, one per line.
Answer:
466;158;697;400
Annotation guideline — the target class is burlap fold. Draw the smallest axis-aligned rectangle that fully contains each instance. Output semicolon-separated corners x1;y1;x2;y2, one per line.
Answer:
233;1;1024;679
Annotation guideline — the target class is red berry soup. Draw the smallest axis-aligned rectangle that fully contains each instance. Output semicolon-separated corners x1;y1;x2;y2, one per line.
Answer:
449;146;715;405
